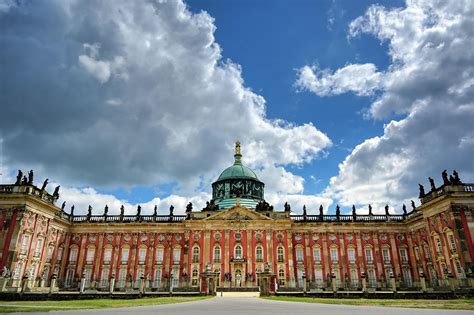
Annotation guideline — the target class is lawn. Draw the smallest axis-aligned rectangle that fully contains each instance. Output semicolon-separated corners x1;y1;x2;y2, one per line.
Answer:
262;296;474;310
0;296;210;313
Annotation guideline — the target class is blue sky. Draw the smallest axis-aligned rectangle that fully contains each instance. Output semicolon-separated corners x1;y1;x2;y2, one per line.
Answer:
1;0;472;215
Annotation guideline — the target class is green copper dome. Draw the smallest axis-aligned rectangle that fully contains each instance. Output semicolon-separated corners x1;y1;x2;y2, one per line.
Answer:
217;163;259;181
211;141;265;209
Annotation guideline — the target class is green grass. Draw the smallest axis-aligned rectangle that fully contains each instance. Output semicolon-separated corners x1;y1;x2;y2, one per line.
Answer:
0;296;210;313
262;296;474;310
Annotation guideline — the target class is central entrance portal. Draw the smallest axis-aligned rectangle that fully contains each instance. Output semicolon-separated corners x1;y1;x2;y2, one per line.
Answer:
235;269;242;287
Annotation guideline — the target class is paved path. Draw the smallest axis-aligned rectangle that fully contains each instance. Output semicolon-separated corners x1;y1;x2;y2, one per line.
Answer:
10;297;472;315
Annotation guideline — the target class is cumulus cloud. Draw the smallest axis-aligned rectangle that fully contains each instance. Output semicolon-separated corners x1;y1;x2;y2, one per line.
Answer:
0;0;331;203
298;0;474;212
295;63;383;96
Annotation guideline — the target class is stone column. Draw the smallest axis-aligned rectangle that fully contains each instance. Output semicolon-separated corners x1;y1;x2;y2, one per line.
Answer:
420;273;426;292
361;272;367;293
80;275;86;294
305;232;313;284
109;275;115;294
49;275;57;294
390;272;396;292
139;275;145;294
286;231;295;287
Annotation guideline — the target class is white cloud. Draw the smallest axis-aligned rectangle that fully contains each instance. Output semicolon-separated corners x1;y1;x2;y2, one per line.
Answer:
0;0;331;200
298;0;474;211
295;63;382;96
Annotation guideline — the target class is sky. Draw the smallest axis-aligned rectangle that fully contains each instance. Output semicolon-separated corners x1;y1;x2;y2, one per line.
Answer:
0;0;473;216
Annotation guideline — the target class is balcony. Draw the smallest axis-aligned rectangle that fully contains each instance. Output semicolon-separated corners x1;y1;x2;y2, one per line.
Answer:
213;259;221;263
230;256;246;263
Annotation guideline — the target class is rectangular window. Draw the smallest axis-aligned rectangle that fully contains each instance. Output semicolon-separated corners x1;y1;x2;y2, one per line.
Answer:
139;248;146;264
14;262;23;279
101;268;109;287
103;248;112;263
121;248;129;263
368;269;376;288
86;247;95;264
69;248;78;263
350;269;358;287
348;248;355;263
330;248;338;263
435;237;442;254
400;249;408;263
296;248;304;262
365;249;373;264
154;270;162;288
315;269;323;286
448;234;456;252
34;238;43;257
118;269;127;288
156;248;163;263
65;269;74;286
21;235;30;254
382;249;390;263
56;247;63;262
47;247;53;262
313;248;321;263
173;248;181;263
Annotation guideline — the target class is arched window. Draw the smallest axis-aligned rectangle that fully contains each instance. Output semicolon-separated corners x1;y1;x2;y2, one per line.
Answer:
256;246;263;262
69;246;78;263
234;245;242;259
155;246;164;263
213;245;221;262
313;247;321;263
295;246;304;262
86;246;95;264
121;247;130;264
278;269;285;286
192;246;200;263
138;247;147;264
277;246;284;262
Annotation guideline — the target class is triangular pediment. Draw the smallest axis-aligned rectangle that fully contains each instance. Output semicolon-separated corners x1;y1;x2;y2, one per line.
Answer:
203;206;272;221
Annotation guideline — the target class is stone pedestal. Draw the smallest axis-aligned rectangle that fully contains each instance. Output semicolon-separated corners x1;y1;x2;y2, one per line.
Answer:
332;274;337;292
50;277;57;294
139;277;145;294
420;275;426;292
449;276;456;291
109;277;115;294
303;275;307;294
0;278;8;292
390;276;397;292
20;276;29;294
257;271;275;296
80;277;86;294
361;273;367;293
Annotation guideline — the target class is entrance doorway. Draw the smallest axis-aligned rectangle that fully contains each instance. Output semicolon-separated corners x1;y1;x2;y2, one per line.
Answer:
235;269;242;287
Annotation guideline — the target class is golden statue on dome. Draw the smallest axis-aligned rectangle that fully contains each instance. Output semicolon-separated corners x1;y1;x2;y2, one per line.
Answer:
235;140;241;155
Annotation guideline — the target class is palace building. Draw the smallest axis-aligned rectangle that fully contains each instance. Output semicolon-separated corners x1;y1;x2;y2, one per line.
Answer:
0;142;473;295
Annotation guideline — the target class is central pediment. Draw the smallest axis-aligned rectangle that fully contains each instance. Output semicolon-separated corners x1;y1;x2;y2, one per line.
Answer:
203;206;272;221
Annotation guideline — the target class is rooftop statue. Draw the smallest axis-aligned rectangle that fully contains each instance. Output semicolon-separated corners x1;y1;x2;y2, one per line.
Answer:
284;202;291;212
61;201;66;211
41;178;49;191
302;205;307;217
53;185;60;199
28;170;34;185
104;205;109;216
153;205;158;216
411;200;416;210
319;205;323;217
87;205;92;217
402;204;407;216
442;170;450;185
453;170;462;184
352;205;356;216
169;205;174;216
428;177;436;191
21;176;27;185
418;184;425;198
336;205;340;218
15;170;23;185
385;204;390;216
70;205;74;216
368;204;373;215
120;205;125;216
235;140;241;155
137;205;141;216
186;202;193;213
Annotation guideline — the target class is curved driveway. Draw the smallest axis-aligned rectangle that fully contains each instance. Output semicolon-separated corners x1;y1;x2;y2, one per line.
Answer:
13;297;472;315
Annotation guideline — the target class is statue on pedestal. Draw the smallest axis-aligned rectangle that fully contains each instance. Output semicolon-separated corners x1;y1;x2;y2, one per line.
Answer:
385;205;390;216
442;170;450;185
61;201;66;211
368;204;373;215
53;186;60;199
41;178;49;191
319;205;323;217
186;202;193;213
418;184;425;198
15;170;23;185
27;170;34;185
284;202;291;212
428;177;436;191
